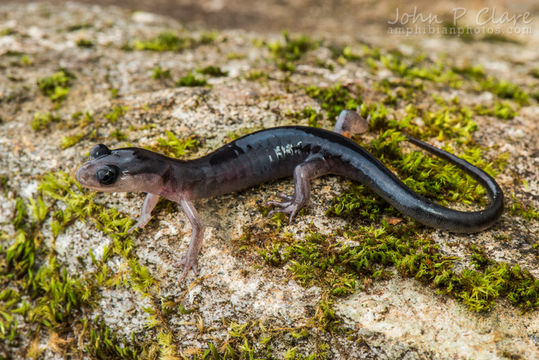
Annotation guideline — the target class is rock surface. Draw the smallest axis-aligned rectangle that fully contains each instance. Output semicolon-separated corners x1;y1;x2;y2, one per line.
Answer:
0;2;537;359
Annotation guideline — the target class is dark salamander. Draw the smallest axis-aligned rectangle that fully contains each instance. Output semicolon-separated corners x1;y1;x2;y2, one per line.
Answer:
76;111;504;279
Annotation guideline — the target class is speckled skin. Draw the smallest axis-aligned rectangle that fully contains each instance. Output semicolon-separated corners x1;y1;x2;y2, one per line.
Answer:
76;120;504;279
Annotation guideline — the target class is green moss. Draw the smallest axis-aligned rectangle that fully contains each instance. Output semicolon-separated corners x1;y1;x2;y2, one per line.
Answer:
509;197;539;221
156;330;180;359
416;105;478;140
479;77;529;105
379;54;462;88
197;65;228;77
176;72;207;87
109;88;119;98
314;57;334;70
66;23;92;32
460;247;538;311
374;81;398;105
152;66;171;80
37;172;166;309
358;102;389;130
199;31;217;45
37;68;75;102
474;102;518;119
0;193;91;346
268;31;317;60
331;45;362;64
192;320;324;359
31;112;60;131
20;55;32;67
452;64;486;80
0;171;185;357
71;111;94;127
61;133;85;149
83;316;142;359
110;129;127;141
267;31;318;72
3;50;22;57
250;73;527;315
256;223;538;312
76;38;94;48
328;183;395;221
0;28;15;36
128;31;215;52
227;52;246;60
0;176;8;194
286;106;321;127
105;105;128;123
246;70;268;81
132;31;192;52
148;130;199;158
223;127;262;142
305;84;362;123
364;101;478;142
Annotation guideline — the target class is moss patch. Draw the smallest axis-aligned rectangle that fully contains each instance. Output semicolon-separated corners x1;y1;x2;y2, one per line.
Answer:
253;223;538;313
267;31;318;72
31;112;60;131
146;130;200;158
176;72;207;87
305;84;362;123
37;68;75;103
126;31;216;52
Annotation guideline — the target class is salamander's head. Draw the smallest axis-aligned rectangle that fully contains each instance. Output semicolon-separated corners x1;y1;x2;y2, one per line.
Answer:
76;144;170;193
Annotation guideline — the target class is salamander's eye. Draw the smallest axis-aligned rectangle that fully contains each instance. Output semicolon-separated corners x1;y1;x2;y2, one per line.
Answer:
90;144;111;160
96;165;119;185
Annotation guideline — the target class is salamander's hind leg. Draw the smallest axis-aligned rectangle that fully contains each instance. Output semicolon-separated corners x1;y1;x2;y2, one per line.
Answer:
333;109;369;138
267;154;330;223
177;197;205;280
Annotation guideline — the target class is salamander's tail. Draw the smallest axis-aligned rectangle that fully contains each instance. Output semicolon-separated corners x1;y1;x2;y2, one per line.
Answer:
404;135;504;232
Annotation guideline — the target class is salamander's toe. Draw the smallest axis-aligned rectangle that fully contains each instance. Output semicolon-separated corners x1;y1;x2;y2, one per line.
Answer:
267;202;301;224
267;200;291;207
266;192;294;208
277;193;293;201
177;253;199;280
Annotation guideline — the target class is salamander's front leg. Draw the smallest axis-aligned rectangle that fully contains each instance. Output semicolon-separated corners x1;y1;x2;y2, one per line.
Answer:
128;193;160;233
177;197;205;280
267;154;330;223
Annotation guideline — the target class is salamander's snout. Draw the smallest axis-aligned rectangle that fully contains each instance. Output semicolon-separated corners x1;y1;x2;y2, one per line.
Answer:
76;162;91;184
75;145;158;193
76;144;118;189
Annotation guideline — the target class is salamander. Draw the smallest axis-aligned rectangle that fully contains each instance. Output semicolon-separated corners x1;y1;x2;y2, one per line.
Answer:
75;110;504;279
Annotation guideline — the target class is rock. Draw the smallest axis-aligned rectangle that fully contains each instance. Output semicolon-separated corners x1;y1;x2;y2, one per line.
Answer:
0;2;537;359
